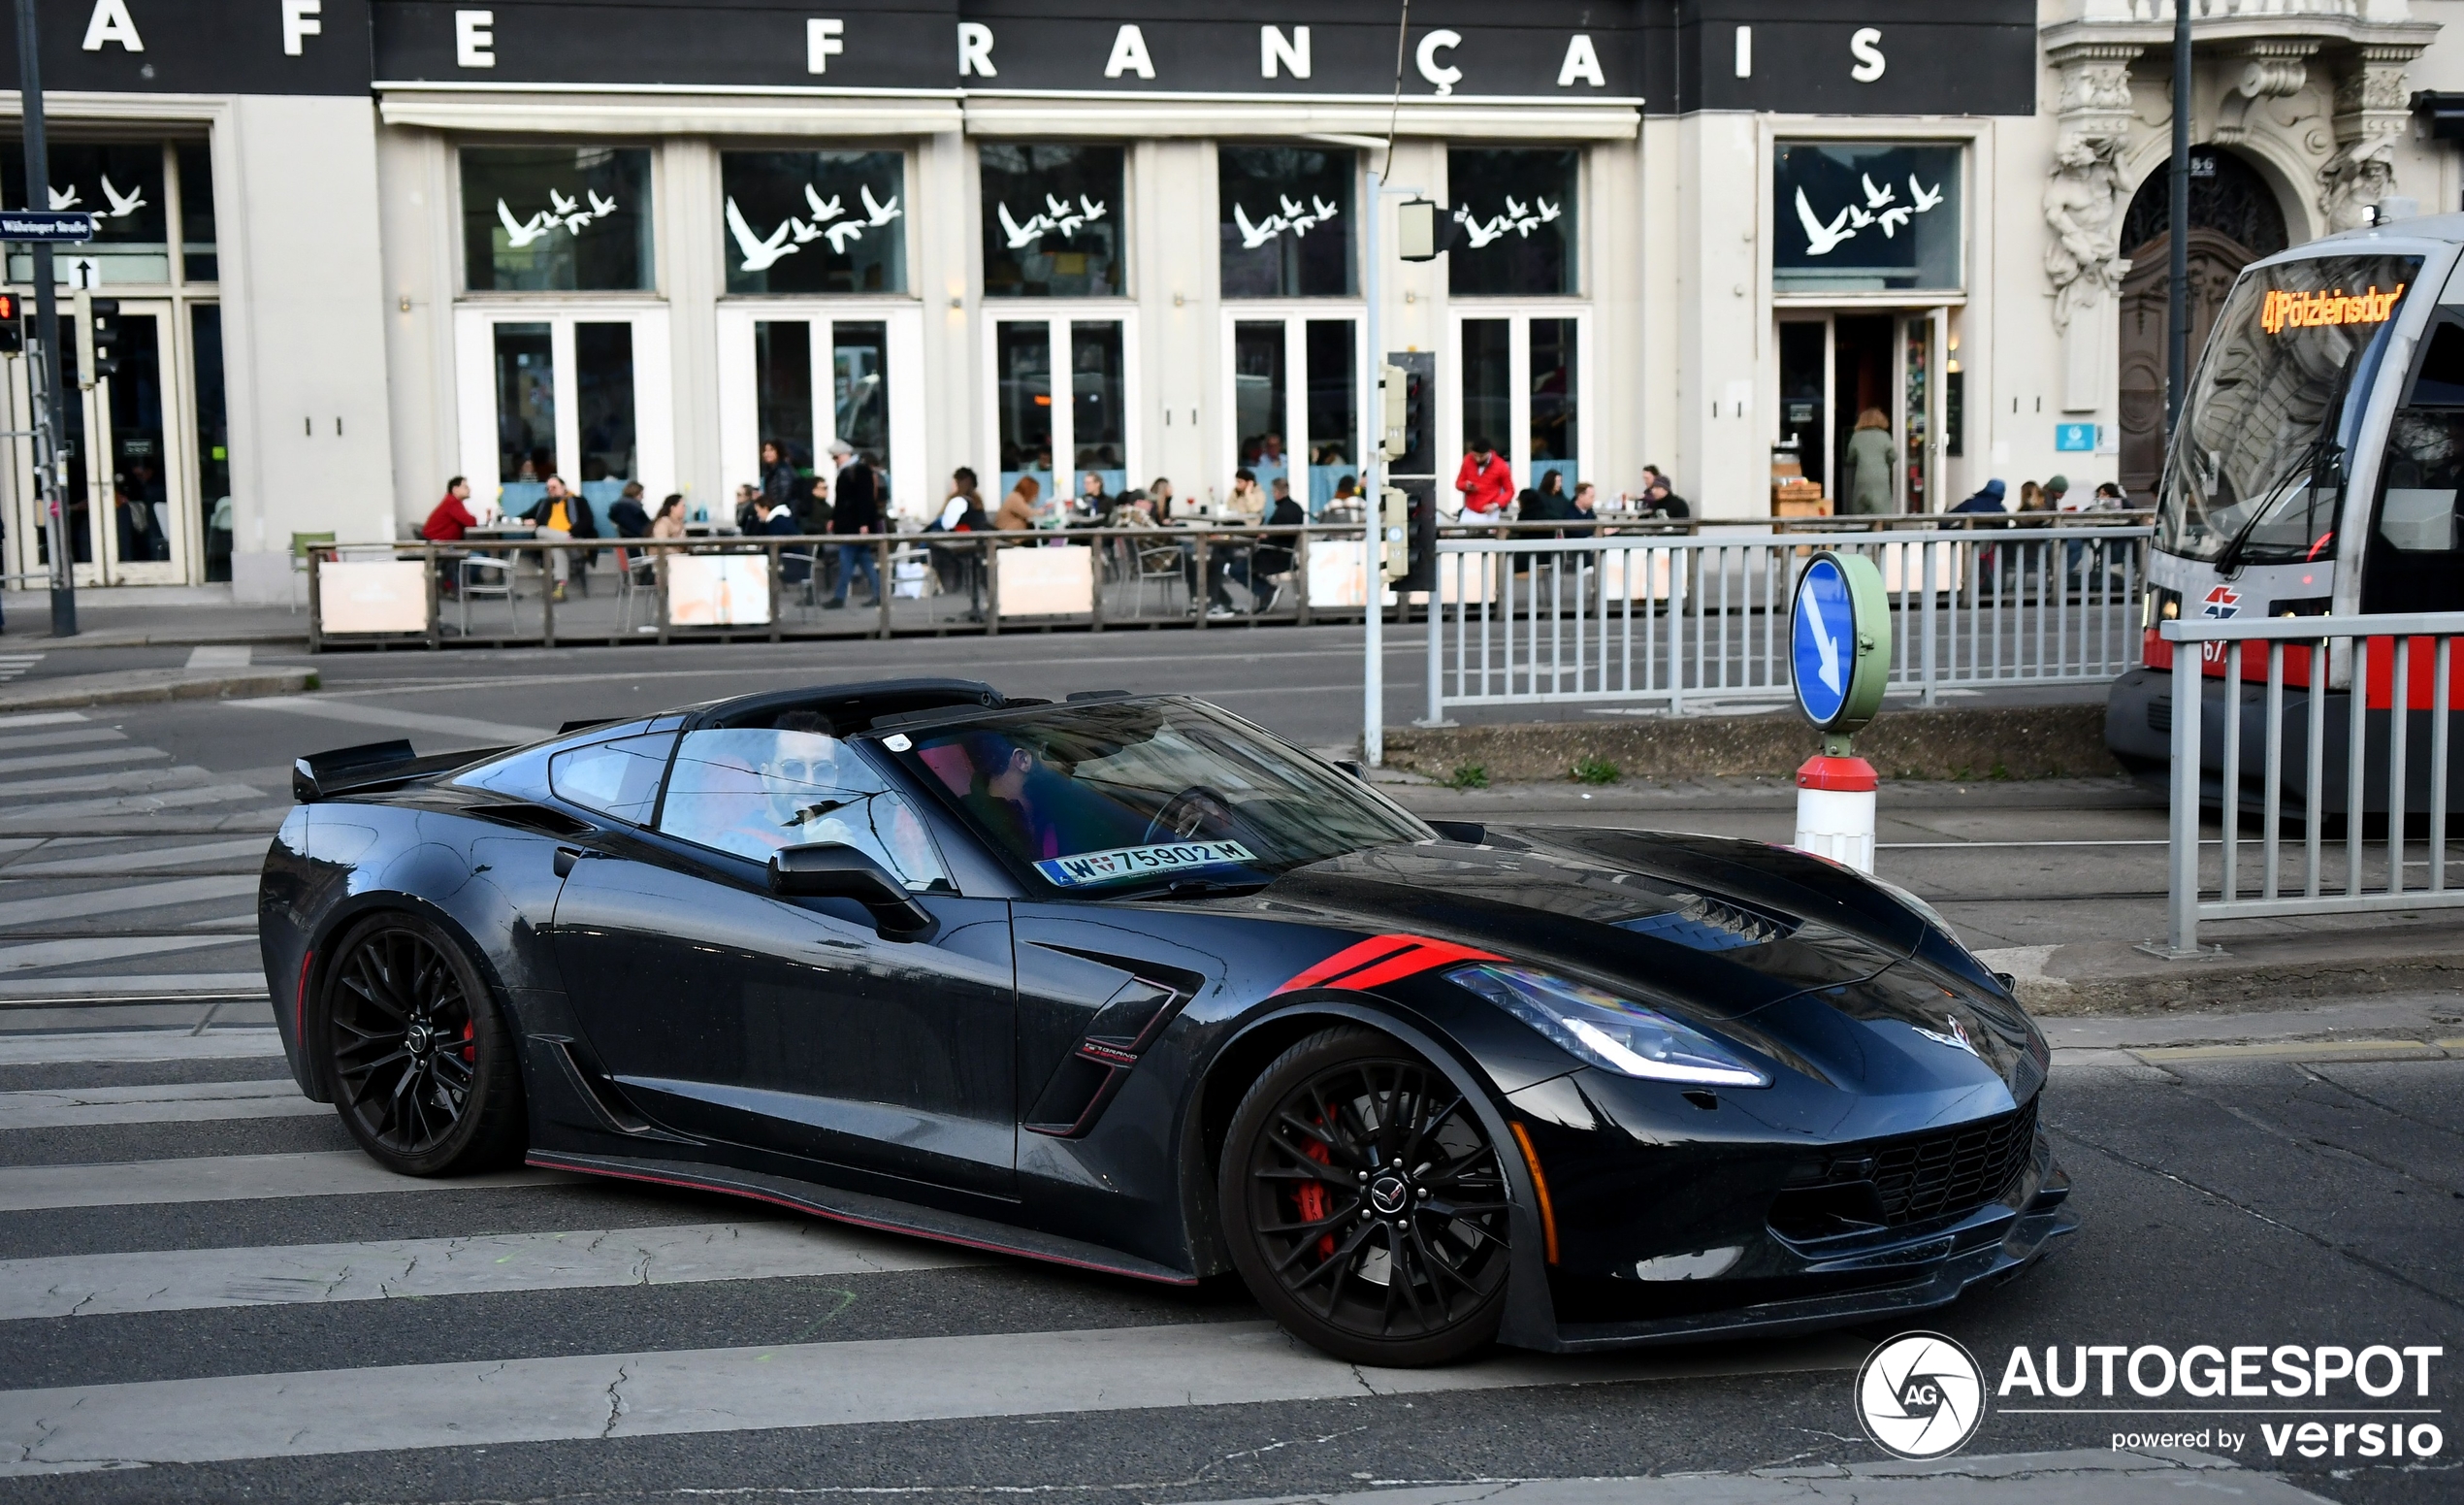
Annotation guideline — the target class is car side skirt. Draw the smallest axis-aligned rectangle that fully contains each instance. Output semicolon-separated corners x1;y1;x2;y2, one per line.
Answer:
525;1149;1201;1288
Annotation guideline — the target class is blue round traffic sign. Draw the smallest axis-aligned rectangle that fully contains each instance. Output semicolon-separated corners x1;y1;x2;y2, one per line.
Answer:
1792;556;1855;727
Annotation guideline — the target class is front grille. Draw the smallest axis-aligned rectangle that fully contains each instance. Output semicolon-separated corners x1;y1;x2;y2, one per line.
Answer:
1870;1100;2038;1226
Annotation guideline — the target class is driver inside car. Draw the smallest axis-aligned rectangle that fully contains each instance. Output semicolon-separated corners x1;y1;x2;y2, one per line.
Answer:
660;718;943;887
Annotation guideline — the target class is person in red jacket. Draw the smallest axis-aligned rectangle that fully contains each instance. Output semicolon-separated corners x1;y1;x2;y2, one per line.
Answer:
422;476;477;541
1454;439;1514;516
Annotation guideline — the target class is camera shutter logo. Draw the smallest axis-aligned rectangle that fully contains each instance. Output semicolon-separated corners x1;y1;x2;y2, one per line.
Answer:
1856;1332;1986;1459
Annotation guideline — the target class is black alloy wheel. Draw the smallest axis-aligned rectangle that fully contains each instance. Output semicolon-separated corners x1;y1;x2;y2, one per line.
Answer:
323;913;525;1176
1220;1027;1514;1366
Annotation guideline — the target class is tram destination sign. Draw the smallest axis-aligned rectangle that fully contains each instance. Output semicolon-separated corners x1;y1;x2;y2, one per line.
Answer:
0;211;95;244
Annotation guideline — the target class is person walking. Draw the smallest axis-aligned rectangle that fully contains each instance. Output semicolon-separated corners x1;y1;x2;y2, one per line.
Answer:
1454;438;1513;517
824;442;883;609
1844;408;1895;515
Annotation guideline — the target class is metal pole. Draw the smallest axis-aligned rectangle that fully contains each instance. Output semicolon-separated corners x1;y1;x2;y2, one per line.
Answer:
2165;0;2192;434
1363;164;1384;767
2166;633;2201;954
15;0;71;637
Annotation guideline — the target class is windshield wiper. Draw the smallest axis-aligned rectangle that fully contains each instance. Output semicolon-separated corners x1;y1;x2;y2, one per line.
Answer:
2215;436;2339;576
1118;877;1272;901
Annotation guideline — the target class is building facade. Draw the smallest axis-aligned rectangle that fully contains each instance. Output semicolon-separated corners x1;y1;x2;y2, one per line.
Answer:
0;0;2455;602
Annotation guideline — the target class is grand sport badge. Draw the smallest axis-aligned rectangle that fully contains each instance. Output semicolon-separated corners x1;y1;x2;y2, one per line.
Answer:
1857;1332;1987;1459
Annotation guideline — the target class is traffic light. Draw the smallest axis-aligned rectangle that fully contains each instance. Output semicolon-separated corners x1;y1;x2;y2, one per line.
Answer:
1379;485;1410;583
0;293;19;354
1379;362;1407;461
88;299;120;378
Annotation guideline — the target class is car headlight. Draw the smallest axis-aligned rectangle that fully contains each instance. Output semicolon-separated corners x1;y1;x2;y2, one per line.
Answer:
1449;964;1770;1089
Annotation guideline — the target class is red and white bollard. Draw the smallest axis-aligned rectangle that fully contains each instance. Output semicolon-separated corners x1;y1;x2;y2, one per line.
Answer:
1795;751;1877;873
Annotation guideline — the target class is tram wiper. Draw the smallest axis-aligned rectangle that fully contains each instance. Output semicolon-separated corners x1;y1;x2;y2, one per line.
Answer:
2216;437;2339;577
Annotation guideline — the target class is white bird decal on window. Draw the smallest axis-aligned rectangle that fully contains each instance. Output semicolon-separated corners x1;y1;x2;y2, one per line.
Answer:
804;185;843;222
1233;202;1287;249
1312;195;1340;221
1877;205;1912;238
997;201;1049;249
1845;204;1876;230
98;176;145;217
1279;195;1305;219
1532;197;1560;224
823;219;866;254
46;185;79;211
1860;173;1896;210
1045;193;1086;238
1454;205;1508;249
1794;187;1855;255
860;184;901;226
497;199;553;249
1908;176;1944;213
588;190;618;217
788;217;823;244
724;197;797;272
1079;195;1107;222
549;189;579;216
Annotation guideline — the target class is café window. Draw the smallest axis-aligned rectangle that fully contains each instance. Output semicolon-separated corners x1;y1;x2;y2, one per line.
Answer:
1773;142;1961;295
1219;146;1354;299
981;145;1122;299
1;141;182;285
1447;149;1578;298
721;149;906;296
462;147;654;293
177;143;216;281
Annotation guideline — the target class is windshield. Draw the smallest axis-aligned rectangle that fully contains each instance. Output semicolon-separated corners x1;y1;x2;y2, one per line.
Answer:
893;699;1433;893
2159;252;2421;565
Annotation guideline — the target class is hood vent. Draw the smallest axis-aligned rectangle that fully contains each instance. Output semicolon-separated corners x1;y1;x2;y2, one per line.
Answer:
1616;893;1795;953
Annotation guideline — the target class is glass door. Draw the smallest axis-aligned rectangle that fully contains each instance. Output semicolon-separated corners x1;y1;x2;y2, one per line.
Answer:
455;307;673;523
81;300;187;586
1445;310;1588;513
982;312;1137;515
714;305;924;524
1222;312;1361;516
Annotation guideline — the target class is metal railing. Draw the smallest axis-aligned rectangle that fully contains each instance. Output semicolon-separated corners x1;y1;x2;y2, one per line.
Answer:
1420;519;2153;720
2156;611;2464;956
301;524;1372;650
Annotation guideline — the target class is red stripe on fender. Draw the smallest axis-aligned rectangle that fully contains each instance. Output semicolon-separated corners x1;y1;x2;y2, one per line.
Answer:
1334;938;1507;991
1276;933;1506;995
1277;934;1422;993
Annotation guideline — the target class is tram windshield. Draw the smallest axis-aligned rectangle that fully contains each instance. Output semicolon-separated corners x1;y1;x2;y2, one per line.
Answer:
2157;252;2422;566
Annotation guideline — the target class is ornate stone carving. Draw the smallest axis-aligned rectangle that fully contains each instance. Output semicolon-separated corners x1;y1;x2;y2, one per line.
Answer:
2214;40;2318;144
2321;43;2424;230
2044;43;2142;333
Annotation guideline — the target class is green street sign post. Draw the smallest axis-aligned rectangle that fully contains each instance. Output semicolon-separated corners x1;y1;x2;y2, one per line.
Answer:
1788;550;1893;872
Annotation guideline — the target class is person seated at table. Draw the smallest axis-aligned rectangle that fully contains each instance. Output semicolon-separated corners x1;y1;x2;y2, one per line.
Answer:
995;475;1039;532
606;481;652;540
423;476;477;542
522;475;600;603
1247;476;1304;613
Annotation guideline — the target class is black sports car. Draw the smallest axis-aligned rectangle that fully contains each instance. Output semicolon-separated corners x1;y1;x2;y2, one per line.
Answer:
260;678;2074;1365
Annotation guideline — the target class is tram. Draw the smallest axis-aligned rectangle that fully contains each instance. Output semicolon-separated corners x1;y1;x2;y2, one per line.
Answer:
2105;212;2464;811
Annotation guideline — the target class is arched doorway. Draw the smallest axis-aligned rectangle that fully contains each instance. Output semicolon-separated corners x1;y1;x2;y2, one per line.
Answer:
2115;147;2290;500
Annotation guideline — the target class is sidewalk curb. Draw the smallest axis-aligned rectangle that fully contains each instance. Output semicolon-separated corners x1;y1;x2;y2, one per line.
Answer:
39;628;310;651
0;667;318;711
1982;937;2464;1016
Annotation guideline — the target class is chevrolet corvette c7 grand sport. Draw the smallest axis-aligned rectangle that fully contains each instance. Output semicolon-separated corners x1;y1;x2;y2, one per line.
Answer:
259;678;2074;1365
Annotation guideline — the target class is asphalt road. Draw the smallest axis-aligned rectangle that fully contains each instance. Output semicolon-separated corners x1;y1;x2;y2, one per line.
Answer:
0;638;2452;1502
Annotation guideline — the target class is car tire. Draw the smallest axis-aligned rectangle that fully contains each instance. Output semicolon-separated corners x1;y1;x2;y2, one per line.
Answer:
1219;1026;1514;1367
321;911;527;1176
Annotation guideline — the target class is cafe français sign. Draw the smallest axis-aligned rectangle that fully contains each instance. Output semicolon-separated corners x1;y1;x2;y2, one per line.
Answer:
0;0;2034;116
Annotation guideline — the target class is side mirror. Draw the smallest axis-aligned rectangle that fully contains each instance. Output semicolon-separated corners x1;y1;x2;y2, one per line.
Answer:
768;842;934;938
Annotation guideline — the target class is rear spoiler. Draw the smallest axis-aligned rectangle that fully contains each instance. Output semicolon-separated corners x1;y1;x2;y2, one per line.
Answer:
293;739;512;802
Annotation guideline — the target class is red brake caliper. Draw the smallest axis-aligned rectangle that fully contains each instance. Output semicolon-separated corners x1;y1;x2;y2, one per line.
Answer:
1294;1133;1336;1259
460;1020;475;1063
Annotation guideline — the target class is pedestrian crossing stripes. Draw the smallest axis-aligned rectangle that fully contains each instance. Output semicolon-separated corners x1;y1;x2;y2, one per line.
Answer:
0;1076;321;1130
0;1314;1861;1474
0;653;43;684
0;1150;574;1212
0;1028;280;1063
0;1219;980;1318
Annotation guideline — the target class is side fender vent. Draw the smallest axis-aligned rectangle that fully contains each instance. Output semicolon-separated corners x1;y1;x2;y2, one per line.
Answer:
1023;965;1197;1139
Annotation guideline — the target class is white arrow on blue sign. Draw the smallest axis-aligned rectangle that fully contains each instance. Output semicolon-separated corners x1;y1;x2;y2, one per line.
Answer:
0;211;96;244
1792;555;1856;727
